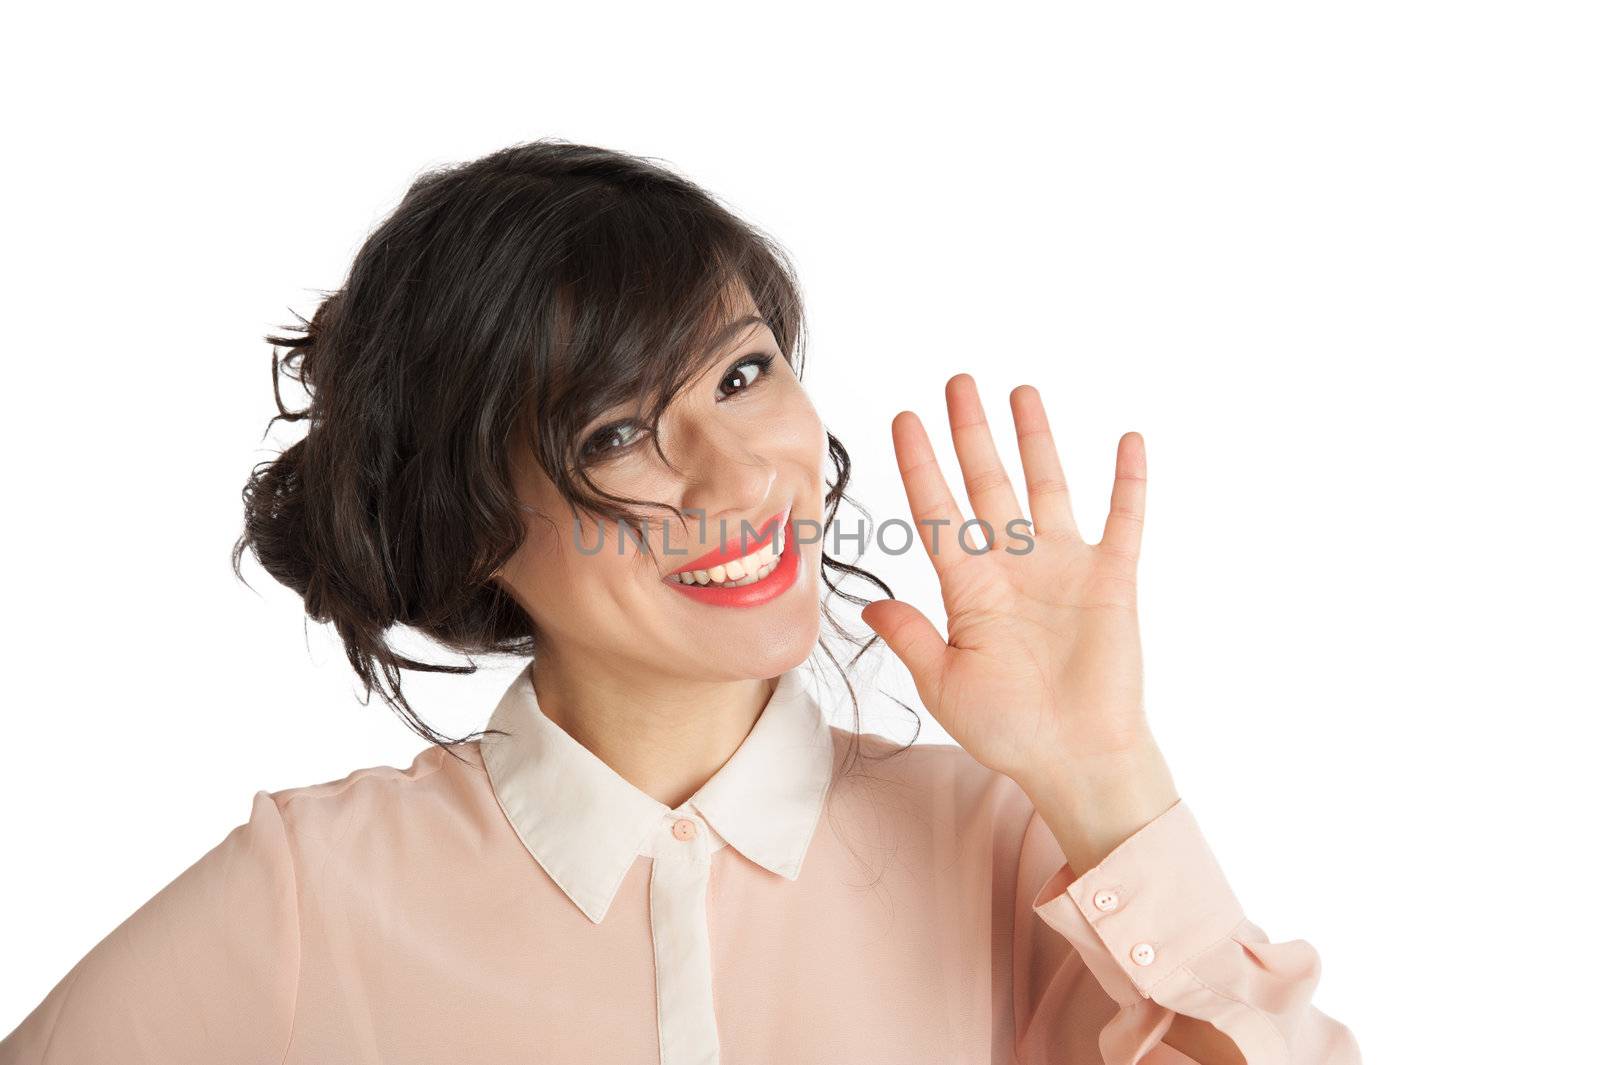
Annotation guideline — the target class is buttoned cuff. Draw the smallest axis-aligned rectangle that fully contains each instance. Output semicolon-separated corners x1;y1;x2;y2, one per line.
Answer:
1029;798;1245;1007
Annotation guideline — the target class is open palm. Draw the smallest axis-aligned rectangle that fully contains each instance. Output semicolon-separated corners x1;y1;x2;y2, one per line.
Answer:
860;374;1154;789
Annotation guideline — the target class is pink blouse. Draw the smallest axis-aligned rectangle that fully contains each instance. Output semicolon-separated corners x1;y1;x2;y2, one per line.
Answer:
1;662;1360;1063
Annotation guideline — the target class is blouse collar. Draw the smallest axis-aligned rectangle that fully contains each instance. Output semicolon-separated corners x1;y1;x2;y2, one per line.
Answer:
480;660;836;923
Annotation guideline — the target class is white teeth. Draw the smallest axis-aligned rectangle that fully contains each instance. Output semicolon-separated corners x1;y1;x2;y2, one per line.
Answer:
667;522;788;587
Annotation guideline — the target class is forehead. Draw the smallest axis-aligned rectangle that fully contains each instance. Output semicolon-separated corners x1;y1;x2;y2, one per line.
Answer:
699;278;772;356
716;276;765;337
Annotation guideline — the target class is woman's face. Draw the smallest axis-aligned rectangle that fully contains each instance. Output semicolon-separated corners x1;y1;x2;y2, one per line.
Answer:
494;291;828;685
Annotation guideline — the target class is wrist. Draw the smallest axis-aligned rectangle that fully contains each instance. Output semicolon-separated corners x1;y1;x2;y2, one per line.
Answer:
1017;737;1180;875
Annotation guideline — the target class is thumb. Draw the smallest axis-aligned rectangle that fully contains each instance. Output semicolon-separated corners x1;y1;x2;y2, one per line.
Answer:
861;599;948;701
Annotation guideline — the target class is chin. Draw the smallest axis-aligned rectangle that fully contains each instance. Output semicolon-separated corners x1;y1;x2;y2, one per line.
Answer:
706;611;821;680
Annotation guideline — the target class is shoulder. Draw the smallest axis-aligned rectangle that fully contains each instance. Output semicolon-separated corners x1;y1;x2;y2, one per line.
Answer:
268;739;487;807
263;741;498;867
827;722;1023;791
824;723;1035;833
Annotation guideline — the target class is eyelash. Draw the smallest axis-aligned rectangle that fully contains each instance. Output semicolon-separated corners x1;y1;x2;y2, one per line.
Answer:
579;352;777;464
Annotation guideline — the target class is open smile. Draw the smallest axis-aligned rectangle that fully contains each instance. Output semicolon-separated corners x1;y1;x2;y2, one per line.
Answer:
663;506;799;607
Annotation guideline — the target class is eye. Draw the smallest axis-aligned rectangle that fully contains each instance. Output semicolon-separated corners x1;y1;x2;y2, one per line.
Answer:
718;353;775;400
580;419;649;463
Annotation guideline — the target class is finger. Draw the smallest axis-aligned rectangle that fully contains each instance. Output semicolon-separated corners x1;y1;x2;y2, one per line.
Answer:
889;410;981;581
1008;385;1082;541
944;373;1022;546
860;598;948;709
1100;431;1147;562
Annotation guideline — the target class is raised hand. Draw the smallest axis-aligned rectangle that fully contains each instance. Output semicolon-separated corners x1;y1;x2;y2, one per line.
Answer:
860;374;1179;868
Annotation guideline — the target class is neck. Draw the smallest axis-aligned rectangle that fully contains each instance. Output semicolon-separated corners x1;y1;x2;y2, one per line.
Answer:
528;644;778;810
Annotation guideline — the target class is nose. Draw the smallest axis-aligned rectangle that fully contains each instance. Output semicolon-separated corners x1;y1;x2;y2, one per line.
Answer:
674;419;777;540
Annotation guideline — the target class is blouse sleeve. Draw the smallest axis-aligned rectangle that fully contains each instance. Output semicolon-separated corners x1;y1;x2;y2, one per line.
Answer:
0;789;301;1064
1011;797;1360;1064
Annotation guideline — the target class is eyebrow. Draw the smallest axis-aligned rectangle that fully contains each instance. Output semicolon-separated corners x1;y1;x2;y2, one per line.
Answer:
704;313;770;355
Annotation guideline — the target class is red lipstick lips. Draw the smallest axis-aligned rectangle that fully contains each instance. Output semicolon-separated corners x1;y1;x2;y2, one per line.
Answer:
662;505;799;608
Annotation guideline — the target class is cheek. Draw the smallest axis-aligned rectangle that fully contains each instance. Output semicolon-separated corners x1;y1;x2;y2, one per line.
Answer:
521;512;628;586
519;517;659;625
772;413;828;490
557;518;657;581
764;387;827;470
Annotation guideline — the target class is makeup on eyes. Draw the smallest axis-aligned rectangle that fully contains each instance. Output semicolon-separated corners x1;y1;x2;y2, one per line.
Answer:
577;350;778;466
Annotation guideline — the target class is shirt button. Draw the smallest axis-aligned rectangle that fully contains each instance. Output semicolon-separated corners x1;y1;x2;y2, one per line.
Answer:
671;817;698;841
1130;942;1156;966
1092;889;1120;912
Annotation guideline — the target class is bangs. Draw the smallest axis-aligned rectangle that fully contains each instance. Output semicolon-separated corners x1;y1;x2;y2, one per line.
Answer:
525;181;805;534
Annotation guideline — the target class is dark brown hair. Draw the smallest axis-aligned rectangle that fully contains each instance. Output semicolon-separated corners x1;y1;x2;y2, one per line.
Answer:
233;139;919;774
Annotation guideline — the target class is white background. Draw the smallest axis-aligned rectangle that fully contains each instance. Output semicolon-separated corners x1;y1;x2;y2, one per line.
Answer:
3;3;1596;1060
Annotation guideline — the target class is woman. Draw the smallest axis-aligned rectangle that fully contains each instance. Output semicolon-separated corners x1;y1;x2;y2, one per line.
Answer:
0;141;1359;1064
